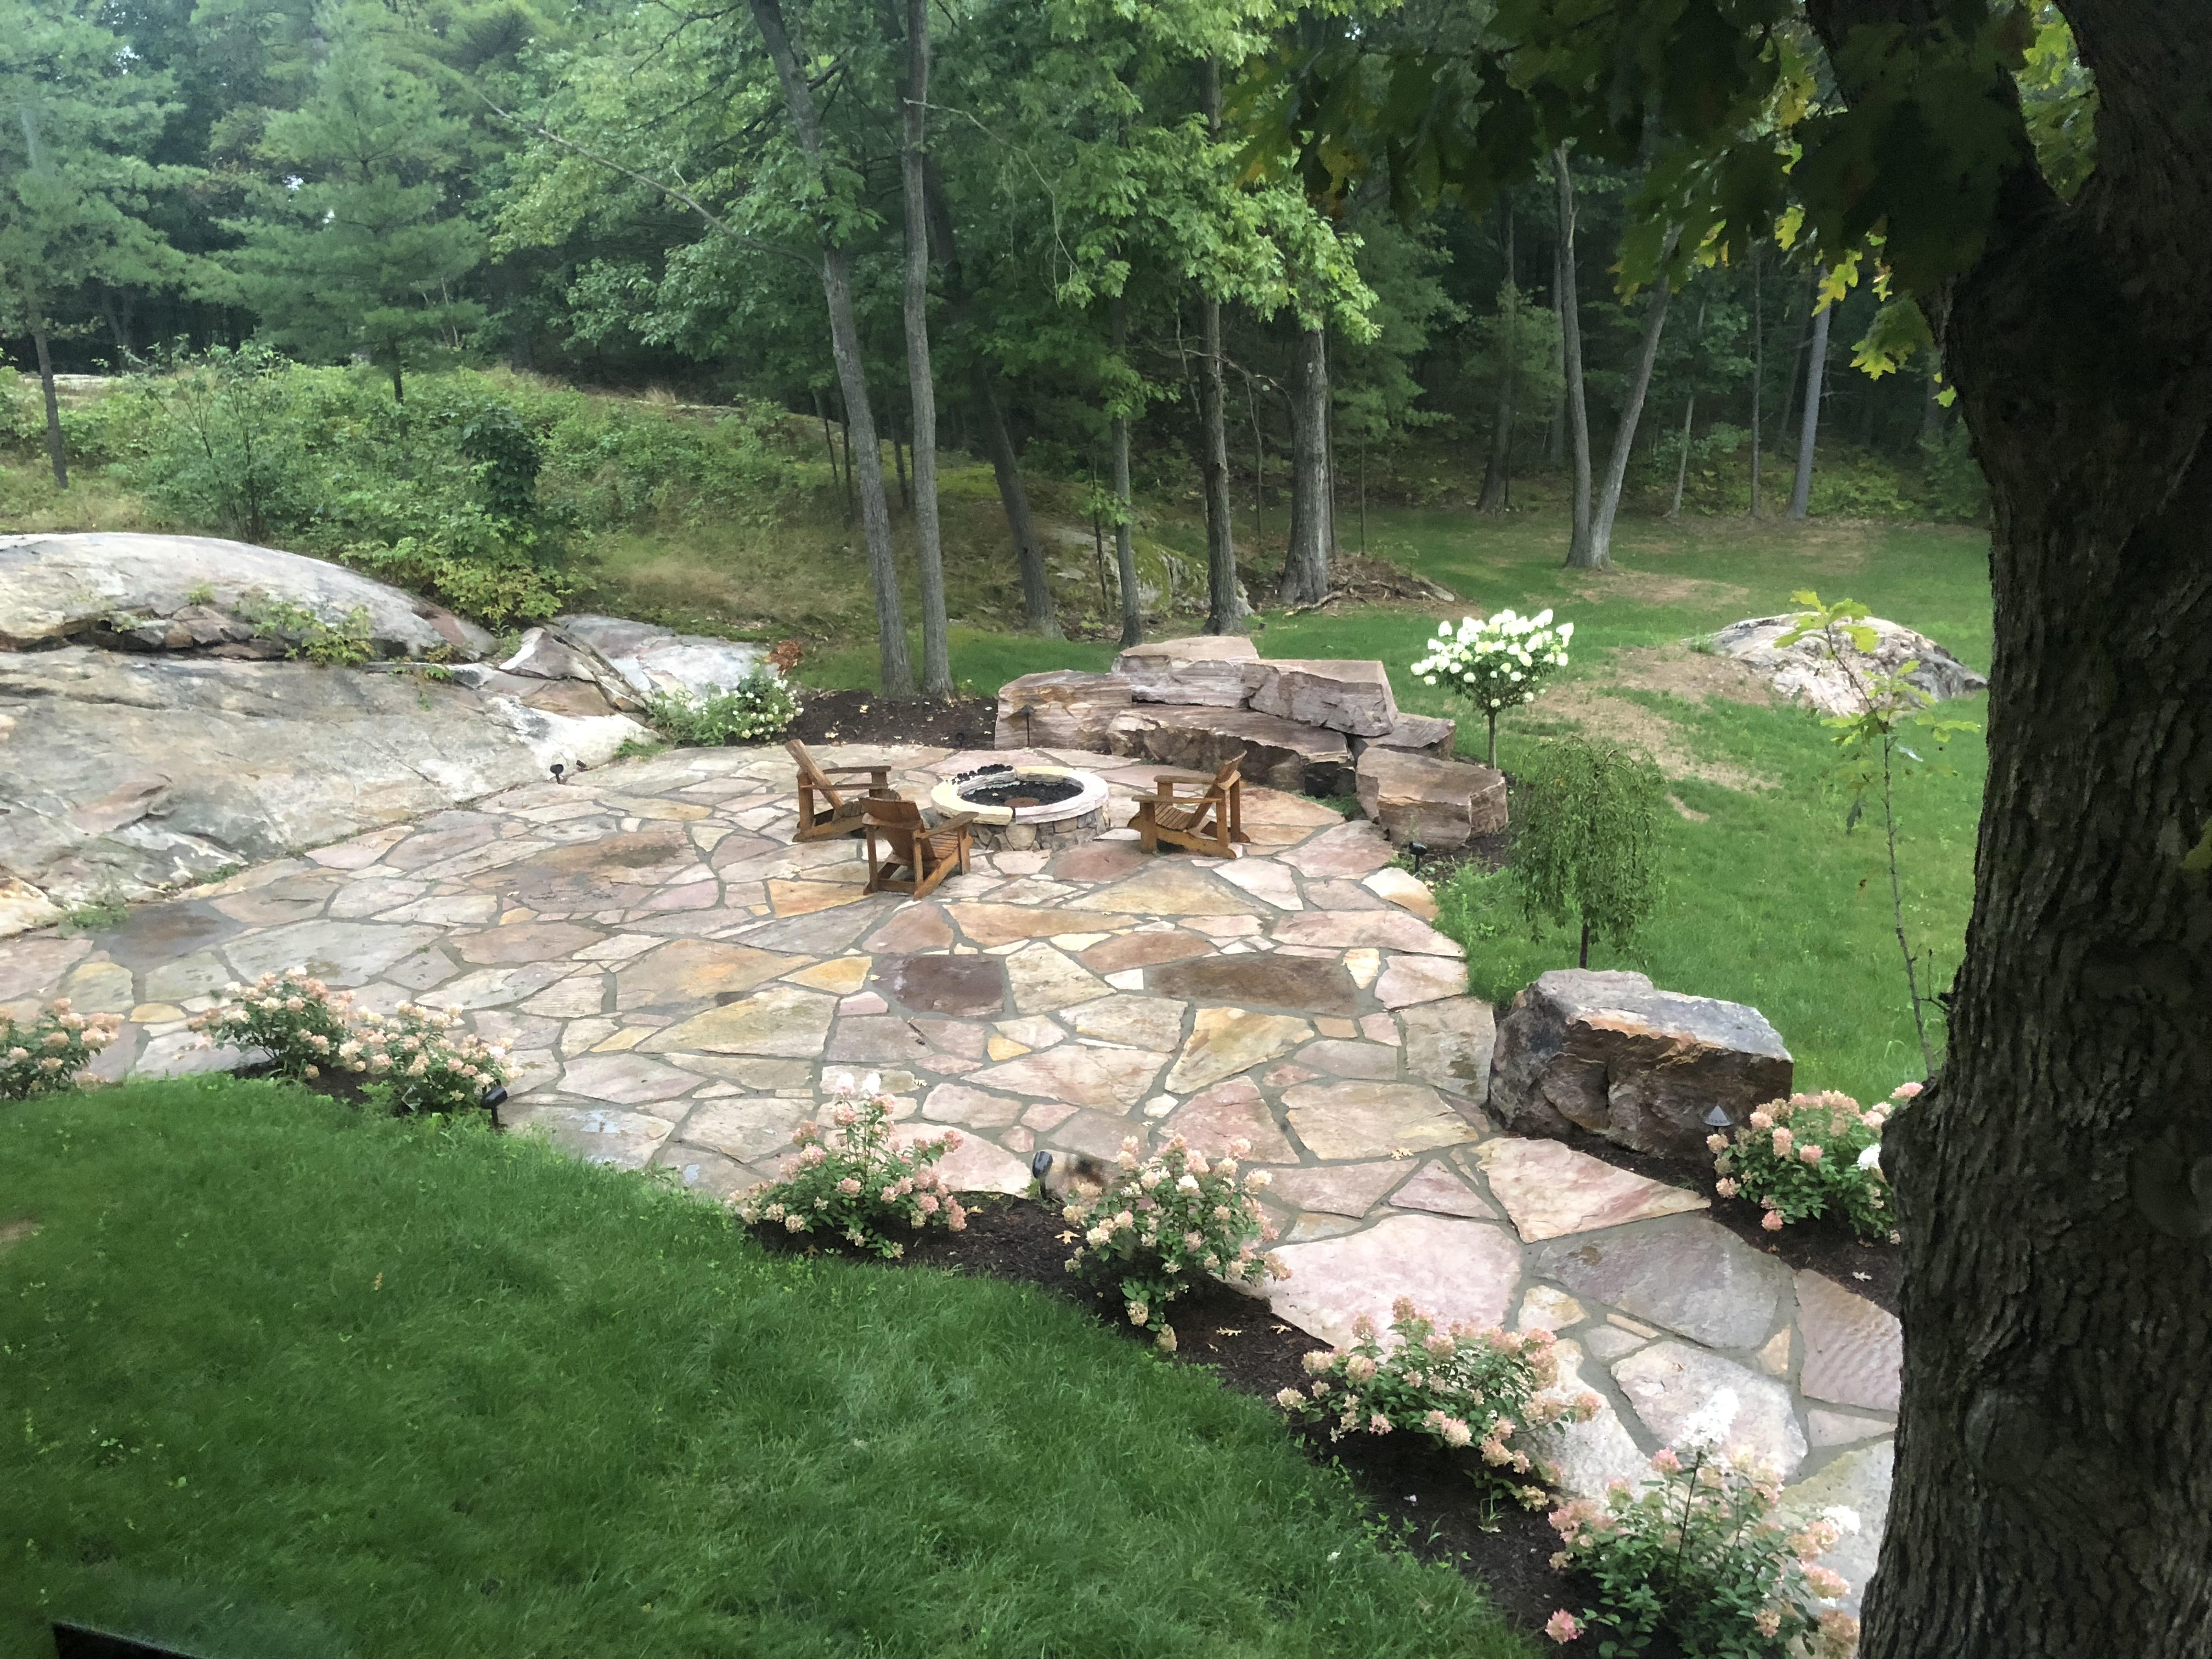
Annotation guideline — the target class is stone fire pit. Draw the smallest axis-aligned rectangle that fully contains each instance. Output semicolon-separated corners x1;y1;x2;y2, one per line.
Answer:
930;763;1110;851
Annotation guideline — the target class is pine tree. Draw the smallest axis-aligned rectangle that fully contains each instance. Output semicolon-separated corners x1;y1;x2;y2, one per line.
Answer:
228;29;482;402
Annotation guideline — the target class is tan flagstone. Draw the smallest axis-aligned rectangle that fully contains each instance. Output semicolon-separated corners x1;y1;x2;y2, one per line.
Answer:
992;1015;1064;1050
948;902;1130;947
987;1036;1028;1060
614;939;808;1011
1164;1006;1312;1093
788;956;871;994
1214;859;1304;910
966;1045;1169;1109
767;879;873;917
503;1103;675;1170
1165;1075;1296;1161
1262;1160;1410;1217
643;983;838;1057
1064;862;1266;918
521;974;612;1018
1282;1080;1475;1161
1362;866;1439;919
1277;819;1396;880
1344;947;1381;989
672;1096;814;1163
1375;955;1468;1007
1613;1342;1808;1476
1387;1158;1498;1218
1271;911;1464;956
1795;1271;1902;1411
919;1084;1029;1128
1398;998;1495;1098
1294;1039;1400;1081
1064;994;1187;1052
1269;1214;1522;1347
1475;1137;1709;1242
1517;1286;1588;1331
1005;942;1103;1015
558;1052;701;1105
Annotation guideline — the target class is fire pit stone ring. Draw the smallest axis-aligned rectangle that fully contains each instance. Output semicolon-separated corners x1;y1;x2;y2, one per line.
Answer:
931;764;1111;851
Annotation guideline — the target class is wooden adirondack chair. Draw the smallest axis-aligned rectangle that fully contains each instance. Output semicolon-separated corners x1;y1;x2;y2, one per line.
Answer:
788;738;900;842
861;798;976;900
1131;754;1248;857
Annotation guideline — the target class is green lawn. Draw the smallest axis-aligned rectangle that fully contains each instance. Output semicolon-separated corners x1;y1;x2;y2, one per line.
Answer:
802;509;1991;1102
1;1080;1528;1659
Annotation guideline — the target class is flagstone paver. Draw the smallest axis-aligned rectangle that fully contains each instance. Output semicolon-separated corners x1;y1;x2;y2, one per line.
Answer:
1;736;1899;1598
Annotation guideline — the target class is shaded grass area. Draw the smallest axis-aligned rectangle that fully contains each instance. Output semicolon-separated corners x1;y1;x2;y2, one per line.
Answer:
1;1080;1528;1659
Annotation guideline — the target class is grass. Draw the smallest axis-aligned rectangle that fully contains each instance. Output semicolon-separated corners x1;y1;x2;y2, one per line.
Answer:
1;1079;1528;1659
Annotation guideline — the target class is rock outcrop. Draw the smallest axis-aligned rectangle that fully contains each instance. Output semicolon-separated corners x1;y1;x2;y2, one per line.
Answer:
557;615;770;699
1488;969;1793;1164
0;646;646;932
1244;658;1400;737
0;532;491;659
1710;614;1987;716
1114;635;1257;707
1355;748;1507;848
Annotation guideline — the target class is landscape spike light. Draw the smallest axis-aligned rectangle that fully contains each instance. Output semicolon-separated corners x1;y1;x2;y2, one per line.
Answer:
1703;1103;1735;1129
483;1084;509;1128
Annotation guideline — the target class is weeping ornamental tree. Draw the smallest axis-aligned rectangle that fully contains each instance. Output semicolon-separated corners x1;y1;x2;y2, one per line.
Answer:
1267;3;2212;1654
1508;735;1665;969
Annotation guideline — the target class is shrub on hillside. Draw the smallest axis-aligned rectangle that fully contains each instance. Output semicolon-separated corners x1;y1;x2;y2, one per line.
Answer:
1276;1299;1601;1508
1059;1135;1285;1351
1712;1086;1909;1243
1545;1403;1862;1658
646;670;800;744
1;1001;124;1099
738;1076;967;1256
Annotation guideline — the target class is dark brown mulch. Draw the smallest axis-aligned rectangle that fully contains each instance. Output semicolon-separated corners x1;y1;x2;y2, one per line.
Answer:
786;688;998;750
768;1195;1583;1638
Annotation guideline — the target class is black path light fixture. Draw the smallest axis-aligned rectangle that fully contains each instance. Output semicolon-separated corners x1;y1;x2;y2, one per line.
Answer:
1407;840;1429;876
482;1084;509;1128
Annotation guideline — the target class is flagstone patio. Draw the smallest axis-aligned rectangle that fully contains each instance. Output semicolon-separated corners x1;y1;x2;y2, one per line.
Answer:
0;740;1898;1610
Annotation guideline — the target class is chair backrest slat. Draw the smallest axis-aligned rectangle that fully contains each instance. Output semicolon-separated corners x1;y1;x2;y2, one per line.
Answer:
786;738;840;804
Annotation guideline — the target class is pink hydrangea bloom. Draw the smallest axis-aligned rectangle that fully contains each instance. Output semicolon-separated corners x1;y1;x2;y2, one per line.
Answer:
1544;1610;1583;1644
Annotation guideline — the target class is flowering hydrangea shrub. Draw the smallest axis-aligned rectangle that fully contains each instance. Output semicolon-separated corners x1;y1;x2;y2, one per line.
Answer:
1060;1135;1286;1350
188;974;507;1113
1412;607;1574;765
0;1000;123;1100
1712;1085;1914;1243
646;669;801;746
1545;1396;1861;1657
188;970;355;1077
349;1003;510;1115
737;1075;967;1258
1274;1298;1603;1507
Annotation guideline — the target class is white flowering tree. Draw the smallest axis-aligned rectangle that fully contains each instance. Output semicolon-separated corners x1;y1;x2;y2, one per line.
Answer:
1410;608;1573;765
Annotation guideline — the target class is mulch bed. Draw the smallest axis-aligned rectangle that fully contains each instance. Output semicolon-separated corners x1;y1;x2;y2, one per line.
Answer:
787;688;998;750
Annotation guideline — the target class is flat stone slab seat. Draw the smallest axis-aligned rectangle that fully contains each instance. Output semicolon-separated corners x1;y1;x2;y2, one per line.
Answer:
995;670;1136;749
0;736;1899;1609
1488;968;1793;1164
1107;706;1352;796
1114;635;1259;707
1357;713;1457;760
1355;747;1507;848
1244;658;1400;738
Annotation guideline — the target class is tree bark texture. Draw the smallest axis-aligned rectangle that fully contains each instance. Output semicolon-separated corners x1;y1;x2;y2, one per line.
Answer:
898;0;953;697
1110;296;1141;647
1589;272;1672;565
1478;197;1517;512
27;307;66;490
1278;324;1331;604
1553;148;1596;566
921;162;1058;637
1798;1;2212;1654
1749;244;1765;518
1787;284;1832;520
1200;59;1243;635
749;0;913;696
1545;236;1567;467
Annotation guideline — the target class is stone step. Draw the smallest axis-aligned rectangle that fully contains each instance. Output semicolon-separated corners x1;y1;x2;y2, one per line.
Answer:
1355;747;1506;848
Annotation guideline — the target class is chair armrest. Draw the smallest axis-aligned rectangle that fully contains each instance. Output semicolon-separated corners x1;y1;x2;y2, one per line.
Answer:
820;764;892;778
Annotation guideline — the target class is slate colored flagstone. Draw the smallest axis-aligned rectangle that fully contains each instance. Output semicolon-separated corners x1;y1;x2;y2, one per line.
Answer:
1530;1216;1781;1350
1145;953;1360;1015
873;953;1011;1018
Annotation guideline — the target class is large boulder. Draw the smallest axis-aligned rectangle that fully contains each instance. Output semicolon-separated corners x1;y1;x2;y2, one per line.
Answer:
496;625;650;715
1107;706;1351;795
1355;748;1506;849
1354;713;1457;760
1488;969;1793;1164
1113;635;1259;708
1244;658;1400;737
1710;614;1987;716
995;670;1136;749
0;646;645;932
556;614;770;699
0;532;492;659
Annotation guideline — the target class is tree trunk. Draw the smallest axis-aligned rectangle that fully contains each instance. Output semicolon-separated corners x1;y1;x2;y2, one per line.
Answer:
1278;324;1331;603
898;0;953;697
1668;393;1695;518
1778;272;1815;458
894;428;909;507
28;305;66;490
1589;272;1673;565
1799;3;2212;1651
1110;296;1141;647
751;0;912;696
1478;197;1518;512
1545;235;1567;467
1749;244;1765;518
1199;59;1243;635
1554;148;1596;567
921;161;1058;637
1920;370;1946;443
1787;284;1832;520
814;387;842;497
